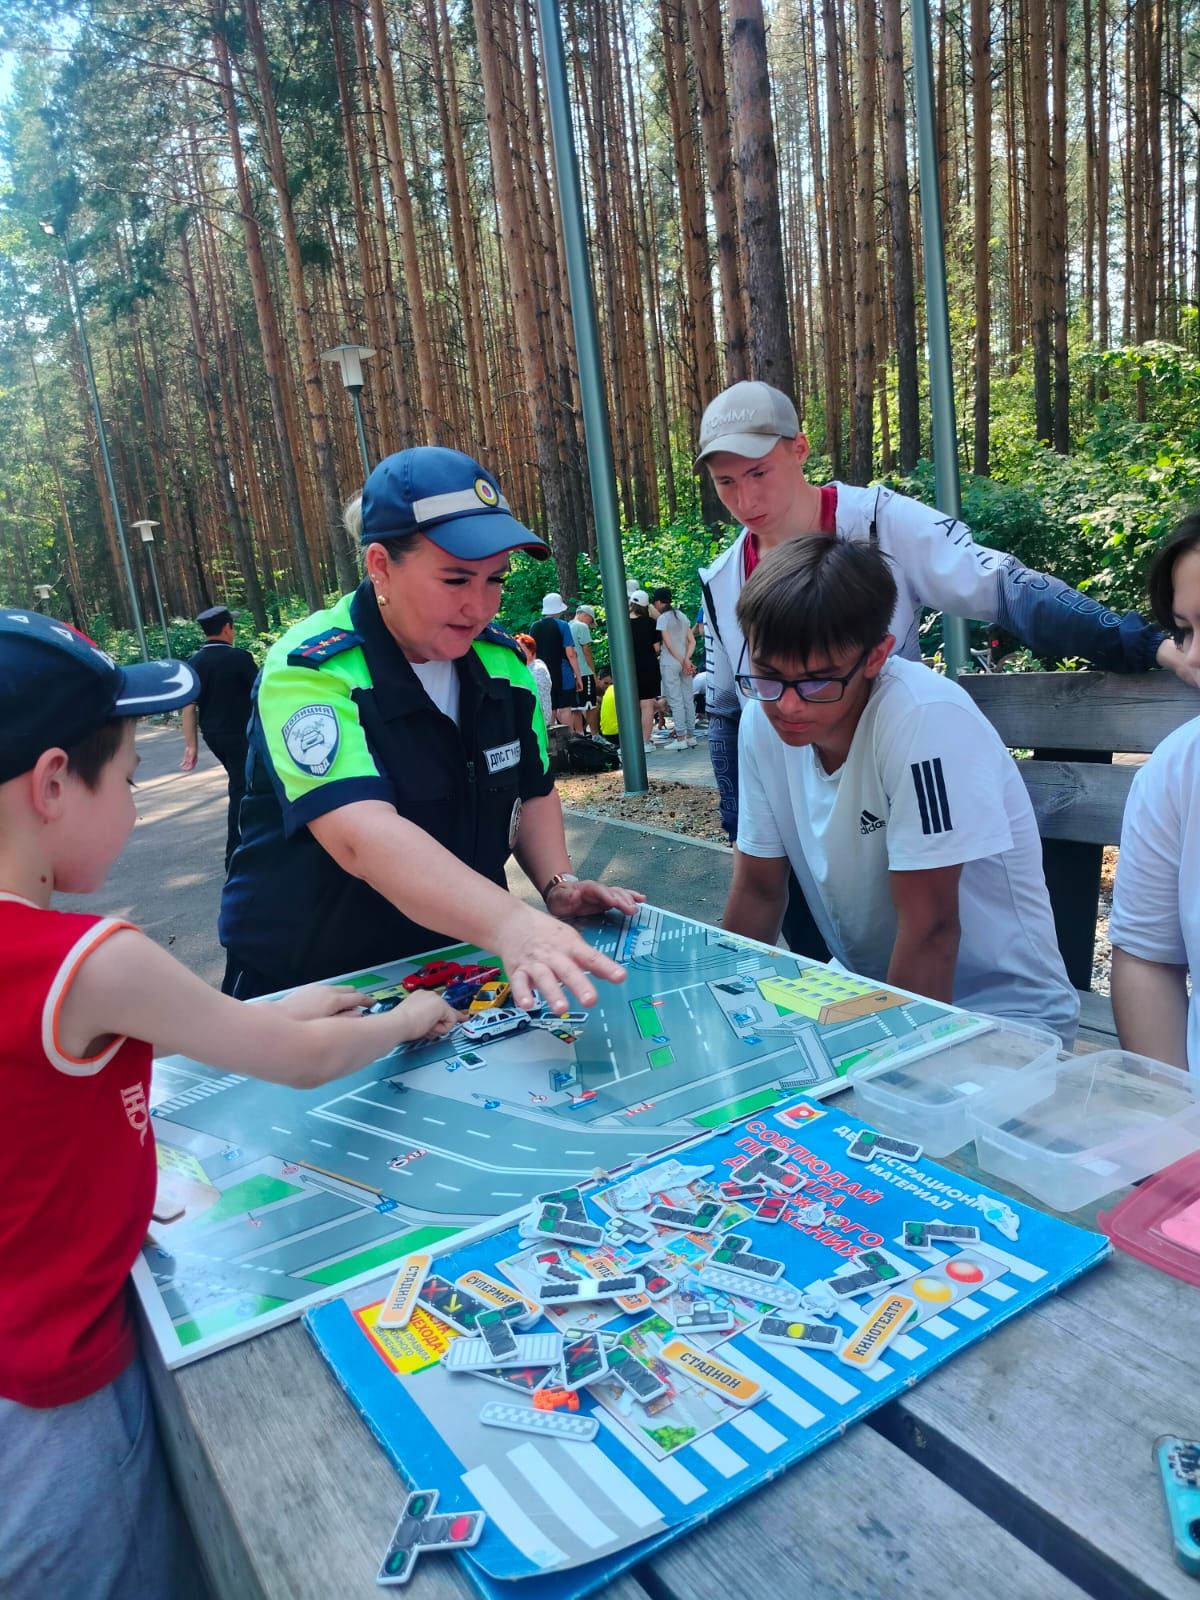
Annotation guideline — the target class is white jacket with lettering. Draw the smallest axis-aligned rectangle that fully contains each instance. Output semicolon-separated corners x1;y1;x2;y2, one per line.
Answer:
699;482;1164;834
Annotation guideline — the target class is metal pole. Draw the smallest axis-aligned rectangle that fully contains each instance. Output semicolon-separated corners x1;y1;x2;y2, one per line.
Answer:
348;386;372;476
144;543;173;658
60;253;149;661
534;0;647;794
911;0;970;676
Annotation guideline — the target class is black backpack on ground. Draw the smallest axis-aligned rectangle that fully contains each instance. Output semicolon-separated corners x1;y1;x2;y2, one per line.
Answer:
561;734;620;774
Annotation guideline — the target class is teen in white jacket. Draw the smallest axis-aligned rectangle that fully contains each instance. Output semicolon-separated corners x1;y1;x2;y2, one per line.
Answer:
697;381;1189;837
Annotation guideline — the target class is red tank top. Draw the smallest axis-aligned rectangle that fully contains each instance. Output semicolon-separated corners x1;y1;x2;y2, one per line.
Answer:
0;898;155;1407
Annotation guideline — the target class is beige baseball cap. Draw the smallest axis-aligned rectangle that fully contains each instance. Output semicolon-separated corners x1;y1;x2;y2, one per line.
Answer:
695;381;800;463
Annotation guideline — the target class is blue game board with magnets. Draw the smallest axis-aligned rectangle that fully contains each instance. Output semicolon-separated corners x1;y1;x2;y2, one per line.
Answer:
306;1097;1108;1600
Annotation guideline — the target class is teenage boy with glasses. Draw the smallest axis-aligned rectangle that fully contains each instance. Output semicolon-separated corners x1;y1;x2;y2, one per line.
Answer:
722;536;1078;1043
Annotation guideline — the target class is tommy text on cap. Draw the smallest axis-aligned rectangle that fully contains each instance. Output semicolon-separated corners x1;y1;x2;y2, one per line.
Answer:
695;381;801;464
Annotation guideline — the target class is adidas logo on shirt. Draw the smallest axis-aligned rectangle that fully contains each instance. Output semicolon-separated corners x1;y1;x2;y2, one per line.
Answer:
859;809;885;835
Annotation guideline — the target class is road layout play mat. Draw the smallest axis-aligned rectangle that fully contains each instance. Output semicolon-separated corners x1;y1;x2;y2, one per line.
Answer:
135;904;987;1365
307;1098;1107;1600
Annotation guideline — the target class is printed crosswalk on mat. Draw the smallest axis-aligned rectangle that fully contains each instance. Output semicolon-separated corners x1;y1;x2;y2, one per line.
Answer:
306;1098;1107;1600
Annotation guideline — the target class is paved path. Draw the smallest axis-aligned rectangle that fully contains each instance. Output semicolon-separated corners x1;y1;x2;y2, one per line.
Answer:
61;724;734;986
640;733;718;788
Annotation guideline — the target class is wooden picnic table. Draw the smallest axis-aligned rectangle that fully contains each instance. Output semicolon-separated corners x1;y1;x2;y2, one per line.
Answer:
149;1084;1197;1600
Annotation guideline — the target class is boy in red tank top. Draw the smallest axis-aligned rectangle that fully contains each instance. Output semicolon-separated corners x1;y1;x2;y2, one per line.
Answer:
0;612;461;1597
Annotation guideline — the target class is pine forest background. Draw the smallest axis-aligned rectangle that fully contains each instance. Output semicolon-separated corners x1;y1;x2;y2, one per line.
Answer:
0;0;1198;664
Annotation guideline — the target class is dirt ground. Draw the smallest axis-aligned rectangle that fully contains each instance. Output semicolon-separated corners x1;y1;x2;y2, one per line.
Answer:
556;771;729;845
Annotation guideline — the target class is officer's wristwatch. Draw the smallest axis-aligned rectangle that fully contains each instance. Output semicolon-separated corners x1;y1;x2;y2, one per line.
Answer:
541;872;580;904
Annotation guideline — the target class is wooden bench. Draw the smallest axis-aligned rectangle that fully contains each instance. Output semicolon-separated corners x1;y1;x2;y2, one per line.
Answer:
958;671;1197;1046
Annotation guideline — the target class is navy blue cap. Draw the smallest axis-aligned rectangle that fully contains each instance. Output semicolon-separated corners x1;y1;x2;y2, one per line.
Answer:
196;605;234;628
360;447;550;561
0;610;199;783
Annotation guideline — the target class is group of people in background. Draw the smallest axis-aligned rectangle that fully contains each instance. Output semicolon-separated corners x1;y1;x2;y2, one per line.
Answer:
513;584;704;759
627;586;700;752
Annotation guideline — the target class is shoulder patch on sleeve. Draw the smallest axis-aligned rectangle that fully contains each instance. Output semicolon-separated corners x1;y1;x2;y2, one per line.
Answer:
287;627;362;668
476;623;525;662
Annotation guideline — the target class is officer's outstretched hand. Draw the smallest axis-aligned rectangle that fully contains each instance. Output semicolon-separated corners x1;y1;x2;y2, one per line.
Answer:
499;904;628;1016
543;878;645;924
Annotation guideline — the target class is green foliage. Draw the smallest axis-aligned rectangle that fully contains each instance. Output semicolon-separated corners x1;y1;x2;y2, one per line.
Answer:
94;591;317;669
895;340;1200;622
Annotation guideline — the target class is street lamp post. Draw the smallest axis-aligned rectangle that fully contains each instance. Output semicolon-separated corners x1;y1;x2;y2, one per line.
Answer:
131;519;172;658
39;220;149;661
321;343;375;478
33;583;54;614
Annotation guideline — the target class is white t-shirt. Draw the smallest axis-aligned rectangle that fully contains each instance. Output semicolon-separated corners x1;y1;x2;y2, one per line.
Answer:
411;658;461;725
1109;717;1200;1072
530;658;554;725
736;655;1078;1041
656;608;692;666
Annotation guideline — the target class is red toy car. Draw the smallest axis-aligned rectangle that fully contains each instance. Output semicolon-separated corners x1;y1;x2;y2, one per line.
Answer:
402;960;465;992
458;964;501;985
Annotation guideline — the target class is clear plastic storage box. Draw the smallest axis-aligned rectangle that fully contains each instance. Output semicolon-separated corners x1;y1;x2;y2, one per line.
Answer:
846;1017;1061;1156
971;1050;1200;1211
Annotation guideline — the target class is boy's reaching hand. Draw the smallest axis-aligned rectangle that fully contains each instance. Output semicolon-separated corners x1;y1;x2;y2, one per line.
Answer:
57;929;466;1089
273;983;369;1021
391;990;462;1041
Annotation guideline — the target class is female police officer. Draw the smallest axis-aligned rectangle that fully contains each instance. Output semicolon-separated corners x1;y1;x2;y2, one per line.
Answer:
219;447;642;1012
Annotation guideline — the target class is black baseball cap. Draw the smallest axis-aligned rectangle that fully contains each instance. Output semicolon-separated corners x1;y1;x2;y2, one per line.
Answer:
0;610;199;783
360;447;550;561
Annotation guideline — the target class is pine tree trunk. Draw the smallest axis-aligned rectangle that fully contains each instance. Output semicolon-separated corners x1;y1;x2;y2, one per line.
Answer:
352;1;415;445
240;0;358;592
685;0;748;381
971;0;992;474
473;0;580;589
210;7;320;609
805;4;841;470
1049;0;1069;452
1026;0;1053;443
179;224;269;630
880;0;918;470
850;0;878;483
729;0;796;395
661;0;720;439
330;0;392;455
1081;0;1096;350
822;0;851;470
425;0;490;445
365;0;444;443
1096;0;1110;348
1004;0;1023;368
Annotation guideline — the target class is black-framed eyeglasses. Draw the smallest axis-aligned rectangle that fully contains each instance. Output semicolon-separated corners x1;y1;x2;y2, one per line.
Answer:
735;642;870;704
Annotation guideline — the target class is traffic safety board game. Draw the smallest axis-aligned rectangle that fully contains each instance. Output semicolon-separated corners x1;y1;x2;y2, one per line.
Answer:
136;905;985;1366
306;1097;1107;1600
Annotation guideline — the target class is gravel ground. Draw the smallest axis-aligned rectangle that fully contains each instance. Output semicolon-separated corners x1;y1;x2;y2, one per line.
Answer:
1093;847;1116;994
